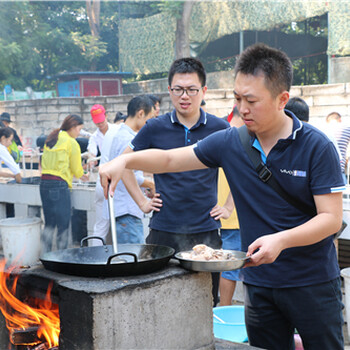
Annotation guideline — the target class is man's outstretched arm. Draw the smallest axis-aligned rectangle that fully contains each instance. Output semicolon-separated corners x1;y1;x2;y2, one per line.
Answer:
99;145;206;198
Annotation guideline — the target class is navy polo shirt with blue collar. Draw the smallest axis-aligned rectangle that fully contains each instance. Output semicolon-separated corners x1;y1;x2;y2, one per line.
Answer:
194;111;345;288
129;108;229;234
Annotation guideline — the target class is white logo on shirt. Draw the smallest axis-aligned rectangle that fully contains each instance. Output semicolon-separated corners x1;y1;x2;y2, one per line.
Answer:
280;169;307;177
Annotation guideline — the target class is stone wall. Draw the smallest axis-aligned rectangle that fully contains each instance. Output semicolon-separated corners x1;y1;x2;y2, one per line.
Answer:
330;57;350;84
0;83;349;149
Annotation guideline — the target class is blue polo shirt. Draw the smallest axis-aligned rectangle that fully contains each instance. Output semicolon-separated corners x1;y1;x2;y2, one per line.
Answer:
130;108;229;234
194;111;345;288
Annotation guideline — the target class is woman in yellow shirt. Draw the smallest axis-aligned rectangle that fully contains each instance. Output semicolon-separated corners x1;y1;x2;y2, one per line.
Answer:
40;115;89;252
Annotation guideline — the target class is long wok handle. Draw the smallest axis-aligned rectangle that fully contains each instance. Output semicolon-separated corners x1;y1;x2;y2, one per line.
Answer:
107;184;118;254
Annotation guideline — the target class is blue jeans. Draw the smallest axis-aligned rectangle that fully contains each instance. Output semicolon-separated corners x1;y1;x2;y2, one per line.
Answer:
40;179;71;252
244;279;344;350
115;214;144;244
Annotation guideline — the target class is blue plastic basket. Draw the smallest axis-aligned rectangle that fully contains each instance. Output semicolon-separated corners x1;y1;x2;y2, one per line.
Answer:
213;305;248;343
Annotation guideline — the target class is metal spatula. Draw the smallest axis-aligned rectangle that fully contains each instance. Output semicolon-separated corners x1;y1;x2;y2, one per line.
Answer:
107;184;118;254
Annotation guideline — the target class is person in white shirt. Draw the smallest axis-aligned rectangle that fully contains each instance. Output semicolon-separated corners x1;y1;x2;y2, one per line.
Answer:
0;127;21;183
100;95;161;244
88;104;119;245
326;112;350;182
88;101;160;246
95;95;162;245
87;104;110;157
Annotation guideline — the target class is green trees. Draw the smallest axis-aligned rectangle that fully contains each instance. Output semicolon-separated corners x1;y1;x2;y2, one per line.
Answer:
0;1;333;91
0;1;121;90
0;1;196;91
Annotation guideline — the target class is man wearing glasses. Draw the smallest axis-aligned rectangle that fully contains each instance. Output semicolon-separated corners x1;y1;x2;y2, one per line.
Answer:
122;57;229;305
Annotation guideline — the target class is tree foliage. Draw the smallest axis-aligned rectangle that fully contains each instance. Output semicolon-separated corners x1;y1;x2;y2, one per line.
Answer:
0;1;157;91
0;1;330;91
153;1;184;19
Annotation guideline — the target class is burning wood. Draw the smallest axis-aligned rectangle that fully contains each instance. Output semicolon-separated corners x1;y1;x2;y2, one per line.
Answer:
33;344;49;350
10;326;41;345
33;343;59;350
0;259;60;348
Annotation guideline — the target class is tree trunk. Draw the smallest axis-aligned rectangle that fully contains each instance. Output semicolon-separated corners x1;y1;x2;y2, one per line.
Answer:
86;0;100;37
175;1;194;59
86;0;100;70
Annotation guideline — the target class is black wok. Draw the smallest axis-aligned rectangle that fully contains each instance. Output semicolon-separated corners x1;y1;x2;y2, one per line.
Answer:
40;187;175;277
40;240;175;277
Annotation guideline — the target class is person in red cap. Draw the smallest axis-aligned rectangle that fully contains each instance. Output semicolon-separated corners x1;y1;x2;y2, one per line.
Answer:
88;104;109;157
88;104;120;246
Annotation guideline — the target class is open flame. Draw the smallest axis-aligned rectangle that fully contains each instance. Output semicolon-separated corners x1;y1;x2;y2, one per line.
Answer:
0;259;60;348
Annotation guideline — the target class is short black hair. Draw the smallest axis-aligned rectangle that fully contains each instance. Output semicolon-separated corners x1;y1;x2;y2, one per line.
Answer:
147;94;162;105
0;126;14;139
127;95;154;118
168;57;206;87
234;43;293;97
114;111;126;123
285;97;309;122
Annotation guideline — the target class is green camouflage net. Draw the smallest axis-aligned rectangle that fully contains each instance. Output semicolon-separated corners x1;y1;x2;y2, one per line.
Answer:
119;12;176;74
328;1;350;56
119;1;349;74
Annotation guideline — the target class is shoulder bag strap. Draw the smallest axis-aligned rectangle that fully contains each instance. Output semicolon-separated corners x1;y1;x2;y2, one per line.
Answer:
237;125;317;217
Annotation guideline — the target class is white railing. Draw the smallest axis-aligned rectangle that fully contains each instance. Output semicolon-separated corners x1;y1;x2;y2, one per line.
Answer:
20;147;41;178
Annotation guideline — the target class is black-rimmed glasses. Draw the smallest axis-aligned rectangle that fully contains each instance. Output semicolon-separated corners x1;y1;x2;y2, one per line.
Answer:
170;87;201;96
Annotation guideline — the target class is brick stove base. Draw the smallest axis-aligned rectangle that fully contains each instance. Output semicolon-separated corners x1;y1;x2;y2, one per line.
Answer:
0;260;215;350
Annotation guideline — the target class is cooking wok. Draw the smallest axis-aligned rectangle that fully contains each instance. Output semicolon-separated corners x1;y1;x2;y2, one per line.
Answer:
40;188;175;277
40;240;175;277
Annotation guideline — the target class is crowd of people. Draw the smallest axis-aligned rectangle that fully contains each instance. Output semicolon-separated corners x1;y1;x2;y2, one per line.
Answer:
1;43;349;349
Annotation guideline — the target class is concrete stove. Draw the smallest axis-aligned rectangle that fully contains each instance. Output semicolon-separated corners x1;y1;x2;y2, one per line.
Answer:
0;261;215;350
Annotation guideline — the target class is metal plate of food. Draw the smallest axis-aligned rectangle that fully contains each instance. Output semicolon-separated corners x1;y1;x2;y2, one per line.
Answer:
175;245;250;272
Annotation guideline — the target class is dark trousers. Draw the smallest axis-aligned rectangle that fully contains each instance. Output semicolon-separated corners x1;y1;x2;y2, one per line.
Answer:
244;278;344;350
147;228;222;306
40;179;71;252
71;209;87;245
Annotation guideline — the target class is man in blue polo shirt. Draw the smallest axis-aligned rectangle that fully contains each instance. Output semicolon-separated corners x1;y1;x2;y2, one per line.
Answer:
119;57;229;305
100;44;345;349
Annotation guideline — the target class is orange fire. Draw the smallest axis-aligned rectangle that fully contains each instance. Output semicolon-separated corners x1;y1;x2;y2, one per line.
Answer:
0;258;60;348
